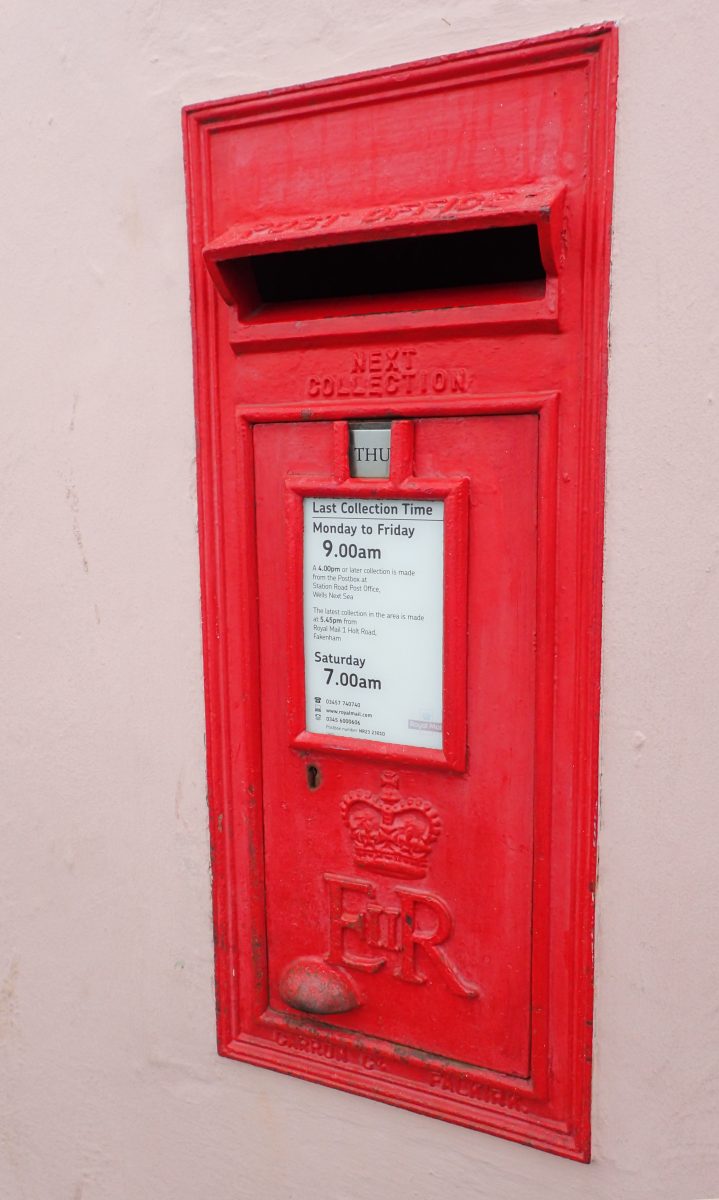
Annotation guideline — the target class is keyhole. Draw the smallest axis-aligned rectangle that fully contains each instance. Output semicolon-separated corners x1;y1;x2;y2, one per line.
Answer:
306;763;321;790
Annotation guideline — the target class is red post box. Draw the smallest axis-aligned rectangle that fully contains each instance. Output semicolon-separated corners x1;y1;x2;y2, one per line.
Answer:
183;25;617;1160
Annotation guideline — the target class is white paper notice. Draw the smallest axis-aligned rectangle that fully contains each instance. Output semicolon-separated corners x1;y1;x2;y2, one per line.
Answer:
303;497;444;749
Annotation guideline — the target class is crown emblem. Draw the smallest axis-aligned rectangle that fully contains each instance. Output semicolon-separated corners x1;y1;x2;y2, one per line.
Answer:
340;771;441;879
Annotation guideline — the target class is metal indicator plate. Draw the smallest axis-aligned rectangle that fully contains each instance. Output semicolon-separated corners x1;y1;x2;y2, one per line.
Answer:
348;425;392;478
303;496;444;748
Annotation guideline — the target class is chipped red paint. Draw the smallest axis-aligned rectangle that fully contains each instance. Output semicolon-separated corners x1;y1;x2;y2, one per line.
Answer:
278;957;360;1015
183;25;617;1161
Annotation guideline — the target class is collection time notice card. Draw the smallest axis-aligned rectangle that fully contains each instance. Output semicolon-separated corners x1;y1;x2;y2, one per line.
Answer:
303;496;444;749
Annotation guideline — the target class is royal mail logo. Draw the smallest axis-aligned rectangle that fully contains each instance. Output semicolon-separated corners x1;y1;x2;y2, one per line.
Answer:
340;770;441;879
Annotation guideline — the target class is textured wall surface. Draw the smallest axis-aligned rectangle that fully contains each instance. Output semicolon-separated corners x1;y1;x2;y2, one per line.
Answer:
1;2;718;1198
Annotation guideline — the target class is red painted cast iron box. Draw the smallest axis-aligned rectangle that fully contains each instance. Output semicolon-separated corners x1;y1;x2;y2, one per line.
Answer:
183;25;617;1160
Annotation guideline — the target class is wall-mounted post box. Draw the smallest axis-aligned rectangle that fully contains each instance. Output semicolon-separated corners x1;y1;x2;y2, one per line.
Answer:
183;25;616;1161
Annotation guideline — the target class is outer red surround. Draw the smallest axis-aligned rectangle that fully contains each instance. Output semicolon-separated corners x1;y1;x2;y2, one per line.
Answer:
183;25;617;1161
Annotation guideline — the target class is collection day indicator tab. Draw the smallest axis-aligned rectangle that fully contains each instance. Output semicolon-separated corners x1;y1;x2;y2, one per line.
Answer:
303;496;444;749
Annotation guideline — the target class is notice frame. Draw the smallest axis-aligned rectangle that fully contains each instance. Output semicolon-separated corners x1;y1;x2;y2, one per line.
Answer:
285;420;469;772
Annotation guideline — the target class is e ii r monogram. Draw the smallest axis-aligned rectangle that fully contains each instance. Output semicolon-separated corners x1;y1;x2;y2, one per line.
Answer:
324;873;478;999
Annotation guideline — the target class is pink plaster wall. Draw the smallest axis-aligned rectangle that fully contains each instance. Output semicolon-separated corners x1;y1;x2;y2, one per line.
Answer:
1;3;718;1197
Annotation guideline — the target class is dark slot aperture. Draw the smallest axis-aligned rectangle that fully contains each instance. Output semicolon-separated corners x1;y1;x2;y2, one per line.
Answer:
249;224;545;308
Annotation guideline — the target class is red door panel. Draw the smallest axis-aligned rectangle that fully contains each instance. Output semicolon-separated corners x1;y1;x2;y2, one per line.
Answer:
254;415;537;1076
